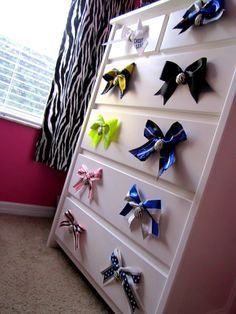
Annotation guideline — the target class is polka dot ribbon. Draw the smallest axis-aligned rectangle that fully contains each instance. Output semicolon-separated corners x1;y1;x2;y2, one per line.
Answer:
73;164;103;200
59;210;85;250
101;248;142;313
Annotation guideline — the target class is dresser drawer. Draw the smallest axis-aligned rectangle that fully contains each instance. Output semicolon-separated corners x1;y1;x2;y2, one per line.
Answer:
55;197;166;314
68;154;191;268
96;45;236;114
161;0;236;50
108;15;165;60
81;109;216;193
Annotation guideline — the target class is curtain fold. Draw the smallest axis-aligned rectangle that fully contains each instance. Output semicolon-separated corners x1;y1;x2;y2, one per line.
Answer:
34;0;135;171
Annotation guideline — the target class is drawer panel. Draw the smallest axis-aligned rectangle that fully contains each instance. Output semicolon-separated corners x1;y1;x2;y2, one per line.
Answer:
109;15;165;59
161;0;236;50
68;154;191;268
55;197;166;314
96;45;236;114
81;109;216;192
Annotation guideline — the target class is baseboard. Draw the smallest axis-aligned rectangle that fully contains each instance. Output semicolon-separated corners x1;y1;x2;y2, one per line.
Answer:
0;201;56;218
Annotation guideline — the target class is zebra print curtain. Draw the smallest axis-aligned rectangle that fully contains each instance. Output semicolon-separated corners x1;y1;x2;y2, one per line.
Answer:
34;0;135;171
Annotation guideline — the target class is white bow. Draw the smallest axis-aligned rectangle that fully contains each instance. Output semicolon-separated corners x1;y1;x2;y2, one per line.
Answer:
103;19;149;56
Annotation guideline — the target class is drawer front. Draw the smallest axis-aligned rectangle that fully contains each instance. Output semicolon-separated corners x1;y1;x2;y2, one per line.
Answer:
109;15;165;59
96;45;236;114
55;197;166;314
68;154;191;268
161;0;236;50
81;109;216;193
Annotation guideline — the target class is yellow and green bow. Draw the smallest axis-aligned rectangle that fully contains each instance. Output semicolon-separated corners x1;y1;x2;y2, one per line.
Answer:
89;114;120;149
101;63;135;98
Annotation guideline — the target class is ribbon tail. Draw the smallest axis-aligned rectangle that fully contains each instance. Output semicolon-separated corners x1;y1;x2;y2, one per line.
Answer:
122;280;141;313
73;229;79;250
88;181;93;200
101;81;114;95
73;179;84;192
159;149;175;177
151;217;160;237
155;80;178;105
120;203;133;216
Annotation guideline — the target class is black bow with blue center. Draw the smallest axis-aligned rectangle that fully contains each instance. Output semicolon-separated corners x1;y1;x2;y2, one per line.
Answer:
174;0;224;34
155;58;210;104
129;120;187;177
120;184;162;238
101;248;142;313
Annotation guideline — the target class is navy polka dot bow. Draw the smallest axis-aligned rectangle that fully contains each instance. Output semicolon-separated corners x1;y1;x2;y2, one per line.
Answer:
101;248;142;313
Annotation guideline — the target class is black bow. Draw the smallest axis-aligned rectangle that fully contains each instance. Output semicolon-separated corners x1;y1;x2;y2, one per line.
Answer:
155;58;210;105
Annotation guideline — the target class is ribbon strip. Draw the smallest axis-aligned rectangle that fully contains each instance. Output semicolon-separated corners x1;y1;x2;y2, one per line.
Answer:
89;114;120;149
129;120;187;177
155;58;210;104
103;19;149;56
101;63;135;98
120;184;162;238
101;248;142;313
174;0;224;34
59;210;85;250
73;164;102;200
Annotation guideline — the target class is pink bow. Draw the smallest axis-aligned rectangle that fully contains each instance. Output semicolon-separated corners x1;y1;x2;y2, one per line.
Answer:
60;210;85;250
73;164;103;199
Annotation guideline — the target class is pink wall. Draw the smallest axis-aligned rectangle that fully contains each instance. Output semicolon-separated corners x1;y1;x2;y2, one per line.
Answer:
0;119;66;207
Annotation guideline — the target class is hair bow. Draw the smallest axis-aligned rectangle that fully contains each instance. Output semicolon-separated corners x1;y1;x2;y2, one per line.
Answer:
89;114;120;149
120;184;162;238
73;164;102;200
155;58;210;104
101;248;142;313
103;19;149;56
129;120;187;177
59;210;85;250
101;63;135;98
174;0;224;34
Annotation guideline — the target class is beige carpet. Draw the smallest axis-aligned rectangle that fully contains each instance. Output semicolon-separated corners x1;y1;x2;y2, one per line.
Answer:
0;214;113;314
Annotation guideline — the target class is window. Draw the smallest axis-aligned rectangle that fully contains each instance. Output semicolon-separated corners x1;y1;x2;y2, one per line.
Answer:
0;0;70;127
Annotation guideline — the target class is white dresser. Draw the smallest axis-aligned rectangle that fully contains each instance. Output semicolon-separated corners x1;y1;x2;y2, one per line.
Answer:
48;1;236;313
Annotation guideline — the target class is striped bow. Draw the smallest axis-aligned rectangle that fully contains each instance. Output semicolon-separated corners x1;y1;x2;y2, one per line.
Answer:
101;63;135;98
101;248;142;313
174;0;224;34
59;210;85;250
103;19;149;56
73;164;102;200
129;120;187;177
155;58;210;104
120;184;162;238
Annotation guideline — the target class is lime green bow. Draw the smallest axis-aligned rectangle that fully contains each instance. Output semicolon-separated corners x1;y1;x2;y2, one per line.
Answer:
89;115;120;149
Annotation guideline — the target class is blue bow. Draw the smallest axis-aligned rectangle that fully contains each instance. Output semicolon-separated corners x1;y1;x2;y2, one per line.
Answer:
129;120;187;176
120;184;161;238
174;0;224;34
101;248;142;313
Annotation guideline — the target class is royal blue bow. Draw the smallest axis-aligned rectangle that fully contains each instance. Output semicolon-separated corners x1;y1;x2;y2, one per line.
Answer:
129;120;187;176
101;248;142;313
120;184;161;238
174;0;224;34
